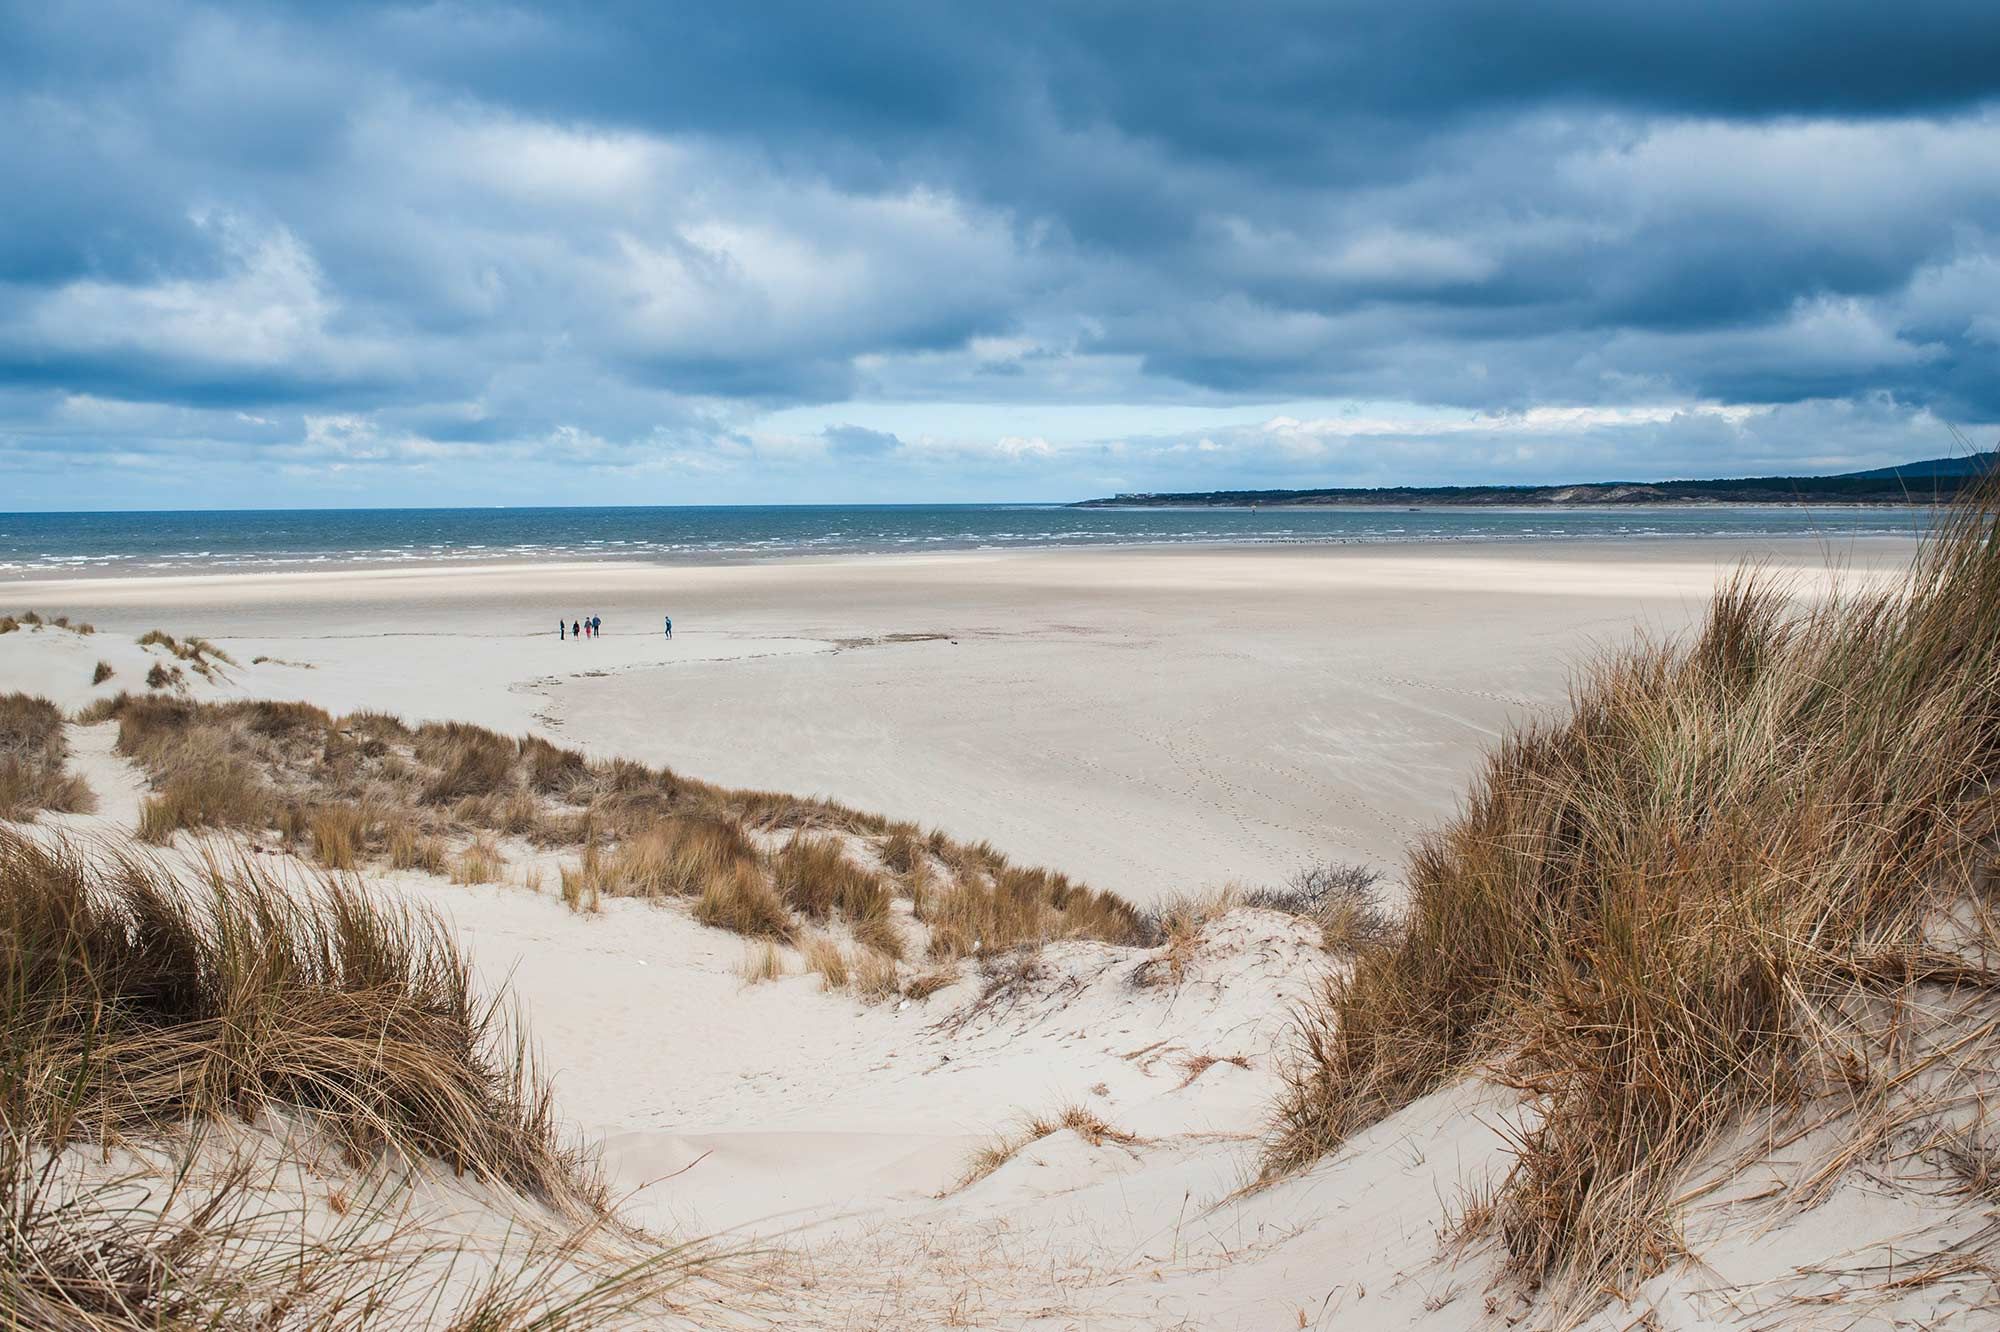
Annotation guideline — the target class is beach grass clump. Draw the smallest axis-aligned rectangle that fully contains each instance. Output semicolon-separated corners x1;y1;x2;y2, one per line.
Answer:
772;834;892;921
921;862;1147;961
600;815;759;901
452;835;507;886
0;830;720;1328
800;932;851;990
91;659;114;685
416;721;518;803
108;698;275;842
1266;485;2000;1305
0;692;96;820
387;817;448;874
692;863;793;940
0;829;603;1210
740;941;788;983
137;628;234;679
520;734;588;794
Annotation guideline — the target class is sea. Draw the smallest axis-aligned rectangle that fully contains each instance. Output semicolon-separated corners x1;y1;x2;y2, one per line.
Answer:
0;504;1936;578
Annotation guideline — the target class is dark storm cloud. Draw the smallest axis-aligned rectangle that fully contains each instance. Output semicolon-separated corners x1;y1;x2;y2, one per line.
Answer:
1;0;1997;504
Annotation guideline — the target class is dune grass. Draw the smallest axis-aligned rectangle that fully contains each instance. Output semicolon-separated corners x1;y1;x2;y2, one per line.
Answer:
2;611;93;635
0;830;716;1328
0;829;603;1211
0;692;95;821
80;690;1148;958
1266;486;2000;1306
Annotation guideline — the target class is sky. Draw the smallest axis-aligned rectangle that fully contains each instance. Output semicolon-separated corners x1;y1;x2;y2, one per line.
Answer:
3;1;1999;509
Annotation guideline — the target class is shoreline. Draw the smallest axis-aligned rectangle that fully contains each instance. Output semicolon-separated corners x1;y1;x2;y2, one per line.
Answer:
0;523;1932;592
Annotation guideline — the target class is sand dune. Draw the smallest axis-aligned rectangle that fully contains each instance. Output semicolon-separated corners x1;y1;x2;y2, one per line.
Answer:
7;530;1976;1331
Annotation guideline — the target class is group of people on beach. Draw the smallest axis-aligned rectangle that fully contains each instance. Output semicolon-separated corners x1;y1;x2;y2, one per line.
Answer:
558;614;673;639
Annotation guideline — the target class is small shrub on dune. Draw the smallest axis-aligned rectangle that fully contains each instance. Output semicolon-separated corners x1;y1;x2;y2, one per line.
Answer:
0;615;15;634
144;660;182;691
692;863;794;940
90;659;114;685
1244;862;1394;952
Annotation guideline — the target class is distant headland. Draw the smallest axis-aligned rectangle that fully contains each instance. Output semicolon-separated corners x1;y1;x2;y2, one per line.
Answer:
1074;450;1997;508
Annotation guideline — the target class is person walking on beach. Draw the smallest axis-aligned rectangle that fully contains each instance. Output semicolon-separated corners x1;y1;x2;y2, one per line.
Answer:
572;618;581;639
559;619;565;641
663;614;672;638
592;614;602;637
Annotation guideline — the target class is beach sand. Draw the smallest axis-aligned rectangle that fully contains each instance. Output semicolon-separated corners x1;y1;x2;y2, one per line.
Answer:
4;530;1971;1329
0;534;1919;906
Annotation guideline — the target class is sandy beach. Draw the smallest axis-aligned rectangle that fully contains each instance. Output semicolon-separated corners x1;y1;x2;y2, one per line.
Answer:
10;526;1998;1330
0;534;1921;906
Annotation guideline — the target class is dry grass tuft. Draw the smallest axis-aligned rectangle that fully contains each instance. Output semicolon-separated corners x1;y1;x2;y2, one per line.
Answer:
144;660;183;691
387;817;448;874
0;692;95;820
955;1104;1145;1190
452;835;506;886
739;941;788;983
1267;484;2000;1309
920;863;1146;961
309;802;370;870
692;863;793;940
91;659;114;685
1132;887;1240;988
600;816;759;901
852;947;901;1003
138;628;234;679
800;933;851;990
902;964;960;1001
417;722;517;804
772;834;891;920
559;842;604;913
